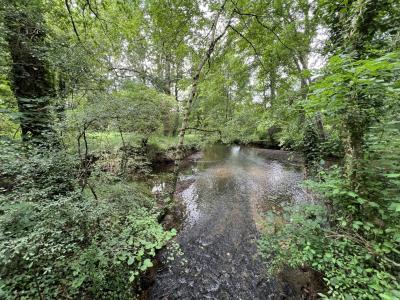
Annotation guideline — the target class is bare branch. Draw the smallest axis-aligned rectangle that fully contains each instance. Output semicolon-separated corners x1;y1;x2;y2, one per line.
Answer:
228;24;266;71
230;0;295;53
64;0;81;42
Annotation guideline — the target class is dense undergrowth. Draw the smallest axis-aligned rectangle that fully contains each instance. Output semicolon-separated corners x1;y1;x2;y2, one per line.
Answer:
257;0;400;296
0;140;178;299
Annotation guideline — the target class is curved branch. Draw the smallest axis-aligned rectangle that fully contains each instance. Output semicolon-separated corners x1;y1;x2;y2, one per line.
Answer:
228;24;266;71
65;0;81;42
230;1;295;53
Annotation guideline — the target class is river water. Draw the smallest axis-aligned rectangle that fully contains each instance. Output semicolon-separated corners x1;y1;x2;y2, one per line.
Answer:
149;145;312;299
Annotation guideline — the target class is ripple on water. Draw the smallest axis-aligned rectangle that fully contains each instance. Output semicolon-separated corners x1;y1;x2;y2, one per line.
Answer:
181;183;201;226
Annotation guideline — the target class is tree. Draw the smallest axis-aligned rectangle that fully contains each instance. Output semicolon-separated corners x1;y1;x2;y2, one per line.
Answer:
176;0;232;160
317;0;399;186
3;0;55;143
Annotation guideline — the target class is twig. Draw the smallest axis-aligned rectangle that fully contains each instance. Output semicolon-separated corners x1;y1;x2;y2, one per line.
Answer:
229;0;295;53
228;24;266;71
65;0;81;42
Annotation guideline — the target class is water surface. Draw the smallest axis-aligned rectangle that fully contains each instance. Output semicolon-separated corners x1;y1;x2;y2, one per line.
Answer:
150;145;311;299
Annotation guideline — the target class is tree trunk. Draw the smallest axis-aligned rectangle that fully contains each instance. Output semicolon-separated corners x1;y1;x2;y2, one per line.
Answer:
269;68;276;106
4;5;54;143
175;3;230;161
341;0;385;187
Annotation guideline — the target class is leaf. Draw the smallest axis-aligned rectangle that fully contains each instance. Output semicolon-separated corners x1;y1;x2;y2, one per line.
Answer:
389;202;400;212
347;191;357;198
352;221;363;230
356;198;366;204
127;256;135;265
384;174;400;178
140;258;153;271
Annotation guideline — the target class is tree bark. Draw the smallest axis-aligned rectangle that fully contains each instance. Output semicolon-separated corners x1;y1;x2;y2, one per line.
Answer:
4;4;54;143
269;68;276;106
341;0;386;187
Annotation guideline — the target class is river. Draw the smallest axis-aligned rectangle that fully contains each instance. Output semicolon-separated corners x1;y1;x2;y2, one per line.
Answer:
149;145;313;299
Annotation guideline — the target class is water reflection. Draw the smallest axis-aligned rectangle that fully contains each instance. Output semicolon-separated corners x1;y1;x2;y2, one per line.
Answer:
181;183;201;226
231;145;241;156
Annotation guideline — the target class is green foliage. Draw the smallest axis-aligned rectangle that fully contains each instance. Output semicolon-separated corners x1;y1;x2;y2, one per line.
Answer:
112;82;177;137
303;122;322;174
0;141;175;299
260;25;400;298
318;0;400;53
260;96;400;298
1;0;400;299
307;52;400;135
0;20;17;138
260;201;400;299
67;82;176;139
221;104;266;144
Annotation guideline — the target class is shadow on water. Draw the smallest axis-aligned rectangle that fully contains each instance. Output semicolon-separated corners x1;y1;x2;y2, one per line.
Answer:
149;144;314;299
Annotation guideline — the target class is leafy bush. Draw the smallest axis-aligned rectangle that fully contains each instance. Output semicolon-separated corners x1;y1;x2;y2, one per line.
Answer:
0;141;175;299
260;203;400;299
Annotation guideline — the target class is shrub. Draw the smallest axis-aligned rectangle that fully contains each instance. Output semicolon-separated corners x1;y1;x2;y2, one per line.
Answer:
0;141;175;299
259;166;400;299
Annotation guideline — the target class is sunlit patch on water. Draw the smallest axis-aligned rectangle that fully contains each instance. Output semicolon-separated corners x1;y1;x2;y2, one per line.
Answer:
231;145;241;156
179;174;196;182
181;183;201;226
213;166;233;179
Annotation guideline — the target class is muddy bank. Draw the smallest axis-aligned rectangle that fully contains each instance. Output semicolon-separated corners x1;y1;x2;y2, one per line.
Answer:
248;147;304;167
149;144;200;170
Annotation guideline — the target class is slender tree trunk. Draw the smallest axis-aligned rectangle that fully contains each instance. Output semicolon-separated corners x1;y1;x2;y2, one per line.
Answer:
173;82;180;136
225;86;230;122
269;68;276;105
176;3;230;161
341;0;384;187
168;3;231;198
